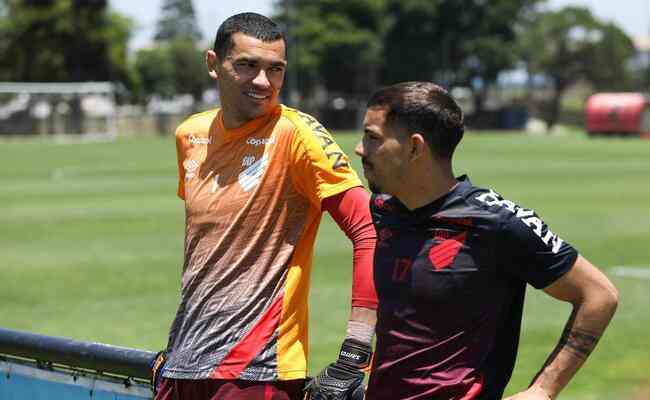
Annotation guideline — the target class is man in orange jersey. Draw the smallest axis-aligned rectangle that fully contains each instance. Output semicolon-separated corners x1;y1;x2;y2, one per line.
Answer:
153;13;377;400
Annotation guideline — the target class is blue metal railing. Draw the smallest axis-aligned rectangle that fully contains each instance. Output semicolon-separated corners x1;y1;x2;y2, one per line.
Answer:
0;327;157;399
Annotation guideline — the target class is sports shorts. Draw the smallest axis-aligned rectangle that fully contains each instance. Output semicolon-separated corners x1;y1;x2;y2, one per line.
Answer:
154;377;306;400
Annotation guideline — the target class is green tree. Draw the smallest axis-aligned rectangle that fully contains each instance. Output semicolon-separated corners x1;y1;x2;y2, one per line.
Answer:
519;6;636;129
168;40;209;101
0;0;135;86
274;0;387;101
154;0;202;42
381;0;540;111
135;46;176;99
134;40;208;101
137;0;207;103
273;0;539;112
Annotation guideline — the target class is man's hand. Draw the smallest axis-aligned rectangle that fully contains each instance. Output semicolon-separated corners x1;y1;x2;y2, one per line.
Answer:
304;338;372;400
304;363;364;400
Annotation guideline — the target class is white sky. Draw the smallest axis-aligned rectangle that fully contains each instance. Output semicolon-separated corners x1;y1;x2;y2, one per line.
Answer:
109;0;650;50
110;0;273;50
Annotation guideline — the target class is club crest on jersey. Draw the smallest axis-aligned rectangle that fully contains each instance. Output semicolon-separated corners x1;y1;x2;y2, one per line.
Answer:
183;159;200;181
475;189;564;253
242;155;256;167
239;153;269;192
429;231;467;270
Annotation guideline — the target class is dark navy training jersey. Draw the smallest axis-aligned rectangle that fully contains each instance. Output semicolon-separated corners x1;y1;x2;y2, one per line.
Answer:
365;176;578;400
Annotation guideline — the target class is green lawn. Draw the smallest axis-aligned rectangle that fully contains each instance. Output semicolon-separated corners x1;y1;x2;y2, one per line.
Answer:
1;131;649;399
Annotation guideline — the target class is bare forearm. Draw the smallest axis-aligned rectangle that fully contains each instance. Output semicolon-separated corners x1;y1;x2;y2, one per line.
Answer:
529;299;617;398
504;258;618;400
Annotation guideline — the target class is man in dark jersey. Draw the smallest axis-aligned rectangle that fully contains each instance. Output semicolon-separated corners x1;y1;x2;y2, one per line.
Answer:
354;82;619;400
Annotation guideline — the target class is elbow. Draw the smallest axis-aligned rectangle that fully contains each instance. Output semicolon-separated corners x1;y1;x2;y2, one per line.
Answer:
604;282;619;317
579;278;619;324
591;278;619;322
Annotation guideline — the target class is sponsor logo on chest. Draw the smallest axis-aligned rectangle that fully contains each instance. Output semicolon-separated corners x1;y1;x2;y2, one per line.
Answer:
189;135;212;145
246;137;275;146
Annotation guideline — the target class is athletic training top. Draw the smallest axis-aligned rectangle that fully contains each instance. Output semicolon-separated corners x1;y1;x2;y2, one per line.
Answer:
366;176;578;400
163;105;363;381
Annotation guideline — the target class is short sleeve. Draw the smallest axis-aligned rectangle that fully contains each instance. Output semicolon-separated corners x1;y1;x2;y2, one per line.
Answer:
498;211;578;289
289;120;362;208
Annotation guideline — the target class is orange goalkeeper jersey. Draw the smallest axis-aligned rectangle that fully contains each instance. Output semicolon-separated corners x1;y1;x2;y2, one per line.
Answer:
163;104;362;381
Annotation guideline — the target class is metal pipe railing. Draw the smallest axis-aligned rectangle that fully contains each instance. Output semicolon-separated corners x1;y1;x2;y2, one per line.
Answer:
0;327;156;380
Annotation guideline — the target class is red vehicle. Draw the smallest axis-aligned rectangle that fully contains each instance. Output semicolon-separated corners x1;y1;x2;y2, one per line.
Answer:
584;92;650;139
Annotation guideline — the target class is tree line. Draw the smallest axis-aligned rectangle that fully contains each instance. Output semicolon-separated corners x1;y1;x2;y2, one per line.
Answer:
0;0;641;129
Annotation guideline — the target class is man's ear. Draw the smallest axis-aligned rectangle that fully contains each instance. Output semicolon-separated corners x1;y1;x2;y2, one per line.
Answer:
206;50;219;80
409;133;428;161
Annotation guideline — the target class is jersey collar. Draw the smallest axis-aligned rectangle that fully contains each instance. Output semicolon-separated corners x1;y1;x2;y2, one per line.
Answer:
384;175;472;217
215;105;282;144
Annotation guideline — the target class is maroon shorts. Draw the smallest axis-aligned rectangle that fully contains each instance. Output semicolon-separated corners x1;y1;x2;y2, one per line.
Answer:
154;377;306;400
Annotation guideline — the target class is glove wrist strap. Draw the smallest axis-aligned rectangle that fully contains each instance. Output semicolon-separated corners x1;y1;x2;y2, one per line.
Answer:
337;338;372;370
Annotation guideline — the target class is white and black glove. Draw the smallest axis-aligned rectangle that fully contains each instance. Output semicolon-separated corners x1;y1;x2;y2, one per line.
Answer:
304;338;372;400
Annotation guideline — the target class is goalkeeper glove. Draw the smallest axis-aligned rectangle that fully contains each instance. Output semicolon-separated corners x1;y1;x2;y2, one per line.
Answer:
304;338;372;400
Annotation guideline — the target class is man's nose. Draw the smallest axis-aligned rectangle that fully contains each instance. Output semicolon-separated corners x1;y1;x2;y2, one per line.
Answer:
354;141;364;157
252;69;271;88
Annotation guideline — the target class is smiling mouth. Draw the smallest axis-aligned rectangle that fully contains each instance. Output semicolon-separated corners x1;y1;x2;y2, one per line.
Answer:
245;91;270;101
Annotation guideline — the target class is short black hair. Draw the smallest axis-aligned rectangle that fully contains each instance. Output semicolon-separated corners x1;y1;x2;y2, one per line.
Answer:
213;12;286;60
368;82;465;159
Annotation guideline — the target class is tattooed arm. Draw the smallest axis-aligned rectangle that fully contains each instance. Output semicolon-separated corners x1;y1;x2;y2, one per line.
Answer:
505;255;618;400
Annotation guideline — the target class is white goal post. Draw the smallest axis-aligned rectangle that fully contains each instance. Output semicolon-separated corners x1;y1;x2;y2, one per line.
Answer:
0;81;118;138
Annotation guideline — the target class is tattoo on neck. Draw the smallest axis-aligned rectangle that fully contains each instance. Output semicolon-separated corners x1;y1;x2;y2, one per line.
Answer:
559;326;600;359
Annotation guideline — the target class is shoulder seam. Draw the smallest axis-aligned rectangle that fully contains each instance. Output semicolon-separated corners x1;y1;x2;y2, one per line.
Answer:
176;108;219;137
187;108;219;121
279;106;304;132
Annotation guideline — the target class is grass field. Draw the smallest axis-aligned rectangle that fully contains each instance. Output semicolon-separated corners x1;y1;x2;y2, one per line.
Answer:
1;130;649;399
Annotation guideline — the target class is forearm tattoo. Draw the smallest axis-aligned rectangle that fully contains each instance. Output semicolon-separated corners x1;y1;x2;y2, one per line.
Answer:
558;326;600;359
531;314;603;385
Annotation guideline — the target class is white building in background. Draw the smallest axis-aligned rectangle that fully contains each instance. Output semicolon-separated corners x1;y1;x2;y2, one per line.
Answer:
632;36;650;78
0;82;117;137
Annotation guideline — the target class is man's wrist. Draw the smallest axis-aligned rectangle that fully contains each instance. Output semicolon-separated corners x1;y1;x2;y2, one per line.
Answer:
346;319;374;345
528;383;554;400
